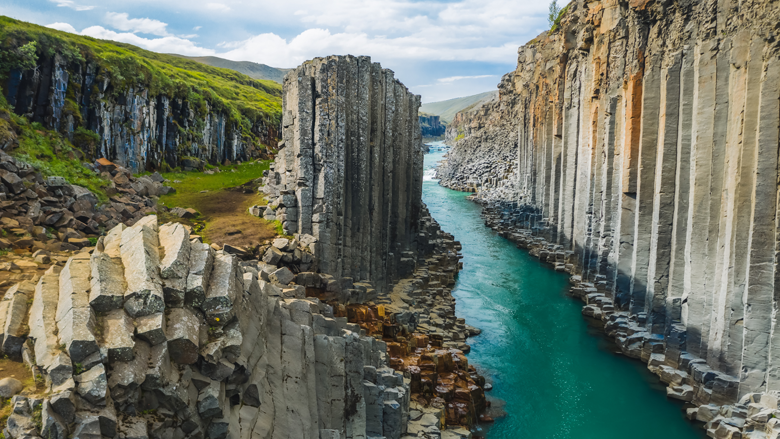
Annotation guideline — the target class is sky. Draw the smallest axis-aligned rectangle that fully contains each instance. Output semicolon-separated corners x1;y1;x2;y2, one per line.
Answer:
0;0;551;103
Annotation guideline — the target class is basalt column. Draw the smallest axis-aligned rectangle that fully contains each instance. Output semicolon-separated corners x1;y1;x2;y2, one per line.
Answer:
267;56;424;294
438;0;780;404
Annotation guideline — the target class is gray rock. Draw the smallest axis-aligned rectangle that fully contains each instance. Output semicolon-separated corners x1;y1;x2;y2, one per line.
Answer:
166;307;200;364
186;242;214;308
50;390;76;423
89;252;126;312
41;401;69;439
100;309;135;363
197;380;223;419
203;252;240;326
136;312;167;345
75;363;108;406
0;377;23;398
120;215;165;317
269;267;295;285
159;222;191;306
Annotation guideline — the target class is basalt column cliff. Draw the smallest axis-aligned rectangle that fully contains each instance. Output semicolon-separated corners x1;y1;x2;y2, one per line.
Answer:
440;0;780;418
0;56;449;439
264;56;425;294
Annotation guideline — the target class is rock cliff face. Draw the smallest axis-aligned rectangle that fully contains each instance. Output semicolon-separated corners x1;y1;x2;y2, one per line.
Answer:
264;56;426;294
440;0;780;427
5;56;277;172
2;217;413;439
418;115;445;138
1;54;478;439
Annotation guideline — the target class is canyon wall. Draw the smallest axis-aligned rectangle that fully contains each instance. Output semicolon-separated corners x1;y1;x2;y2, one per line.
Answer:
264;55;426;294
1;55;473;439
5;57;278;172
419;115;445;138
441;0;780;407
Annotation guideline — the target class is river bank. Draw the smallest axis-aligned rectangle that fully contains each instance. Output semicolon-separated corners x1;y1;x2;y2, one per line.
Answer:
423;147;708;438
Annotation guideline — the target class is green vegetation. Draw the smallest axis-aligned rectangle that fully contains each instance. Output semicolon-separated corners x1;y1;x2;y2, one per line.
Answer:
0;16;282;153
158;160;271;209
549;1;570;33
455;126;465;141
31;404;41;431
0;97;109;201
0;398;8;439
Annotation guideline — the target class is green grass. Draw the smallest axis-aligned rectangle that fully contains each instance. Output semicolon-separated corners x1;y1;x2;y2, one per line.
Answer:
158;160;271;209
0;16;282;150
13;119;109;201
0;96;110;201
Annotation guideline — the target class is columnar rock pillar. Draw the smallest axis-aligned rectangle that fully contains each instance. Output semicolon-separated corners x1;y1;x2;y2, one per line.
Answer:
265;55;424;293
437;0;780;404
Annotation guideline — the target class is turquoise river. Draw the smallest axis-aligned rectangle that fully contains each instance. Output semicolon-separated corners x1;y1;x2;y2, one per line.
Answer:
422;146;705;438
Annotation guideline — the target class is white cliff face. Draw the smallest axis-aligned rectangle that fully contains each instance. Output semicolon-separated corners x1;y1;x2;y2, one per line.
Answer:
439;0;780;425
263;56;425;295
2;217;410;439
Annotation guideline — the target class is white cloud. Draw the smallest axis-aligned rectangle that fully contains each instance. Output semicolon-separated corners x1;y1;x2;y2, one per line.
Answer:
206;3;231;12
193;26;202;31
46;22;77;33
438;75;496;83
49;0;93;11
220;28;520;68
104;12;170;36
81;26;214;56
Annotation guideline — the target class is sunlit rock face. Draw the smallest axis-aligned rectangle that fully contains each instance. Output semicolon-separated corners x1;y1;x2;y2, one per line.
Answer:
439;0;780;408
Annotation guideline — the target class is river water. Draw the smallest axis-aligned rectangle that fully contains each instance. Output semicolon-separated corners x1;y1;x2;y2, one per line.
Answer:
422;146;705;439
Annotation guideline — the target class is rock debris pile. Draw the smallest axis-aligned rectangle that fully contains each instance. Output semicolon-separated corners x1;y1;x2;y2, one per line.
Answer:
0;152;172;254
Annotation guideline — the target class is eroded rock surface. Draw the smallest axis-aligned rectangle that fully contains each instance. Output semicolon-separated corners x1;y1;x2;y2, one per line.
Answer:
438;0;780;436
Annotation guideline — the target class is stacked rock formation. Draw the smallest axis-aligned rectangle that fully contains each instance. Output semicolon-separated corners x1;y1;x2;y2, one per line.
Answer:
263;55;425;294
440;0;780;435
0;150;172;254
2;216;413;439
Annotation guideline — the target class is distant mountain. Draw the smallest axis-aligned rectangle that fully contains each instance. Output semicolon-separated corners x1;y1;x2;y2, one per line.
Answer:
419;90;499;124
171;55;292;84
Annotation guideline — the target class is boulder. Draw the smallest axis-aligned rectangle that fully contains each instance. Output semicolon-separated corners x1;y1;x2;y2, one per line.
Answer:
269;267;294;285
262;246;283;265
0;377;23;398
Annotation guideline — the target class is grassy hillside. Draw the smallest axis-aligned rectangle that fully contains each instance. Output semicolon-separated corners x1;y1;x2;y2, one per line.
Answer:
172;55;292;84
0;16;283;129
419;90;498;123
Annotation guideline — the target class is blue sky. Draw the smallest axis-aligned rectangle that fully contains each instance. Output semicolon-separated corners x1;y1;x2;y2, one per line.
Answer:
0;0;551;102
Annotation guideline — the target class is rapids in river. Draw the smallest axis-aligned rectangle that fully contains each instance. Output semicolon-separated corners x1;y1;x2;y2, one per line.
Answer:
422;144;705;438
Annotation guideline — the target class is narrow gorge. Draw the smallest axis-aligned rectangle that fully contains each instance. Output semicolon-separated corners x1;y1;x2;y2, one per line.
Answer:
437;0;780;437
1;0;779;437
